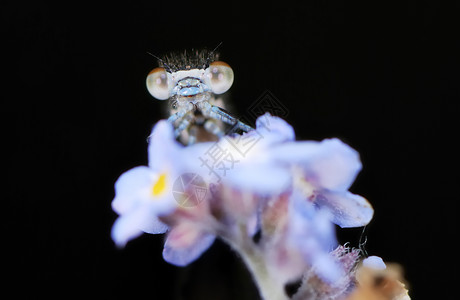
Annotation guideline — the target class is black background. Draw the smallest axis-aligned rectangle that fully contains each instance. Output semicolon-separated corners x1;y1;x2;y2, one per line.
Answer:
4;1;457;299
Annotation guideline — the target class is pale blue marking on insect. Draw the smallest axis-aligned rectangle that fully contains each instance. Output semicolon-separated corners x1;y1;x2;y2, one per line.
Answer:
173;77;210;97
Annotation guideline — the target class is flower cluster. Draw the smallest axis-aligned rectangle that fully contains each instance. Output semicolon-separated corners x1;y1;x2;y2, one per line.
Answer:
111;114;403;300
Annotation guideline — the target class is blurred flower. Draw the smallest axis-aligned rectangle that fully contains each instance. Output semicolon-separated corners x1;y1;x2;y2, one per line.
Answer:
111;120;218;265
174;115;295;238
288;191;341;283
111;166;173;247
292;245;361;300
263;189;342;284
263;115;373;228
162;221;216;266
111;121;183;247
191;114;374;294
111;113;383;299
205;114;373;228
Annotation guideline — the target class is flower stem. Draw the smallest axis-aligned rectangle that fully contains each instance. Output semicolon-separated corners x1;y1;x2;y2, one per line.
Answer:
220;223;288;300
238;246;288;300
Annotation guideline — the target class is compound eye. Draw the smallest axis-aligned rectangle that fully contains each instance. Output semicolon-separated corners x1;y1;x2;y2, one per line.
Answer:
146;67;173;100
205;61;234;94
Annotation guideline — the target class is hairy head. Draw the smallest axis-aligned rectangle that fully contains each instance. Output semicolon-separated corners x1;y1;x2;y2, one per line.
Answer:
158;49;220;73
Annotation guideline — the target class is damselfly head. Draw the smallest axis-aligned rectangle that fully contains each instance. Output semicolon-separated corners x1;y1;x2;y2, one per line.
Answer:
145;48;252;144
146;51;234;100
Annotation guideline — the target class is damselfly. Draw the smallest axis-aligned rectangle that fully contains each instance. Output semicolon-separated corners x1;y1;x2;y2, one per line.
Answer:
146;48;253;144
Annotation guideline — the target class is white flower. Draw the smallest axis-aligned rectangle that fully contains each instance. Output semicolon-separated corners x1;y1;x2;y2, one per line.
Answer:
112;120;217;265
111;166;174;247
111;121;184;247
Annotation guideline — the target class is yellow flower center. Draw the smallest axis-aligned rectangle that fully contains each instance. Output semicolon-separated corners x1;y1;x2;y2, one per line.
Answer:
152;173;167;196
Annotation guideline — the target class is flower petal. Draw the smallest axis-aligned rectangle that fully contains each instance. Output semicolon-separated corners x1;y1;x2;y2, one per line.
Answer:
111;203;170;247
112;165;177;216
313;253;345;283
315;190;374;228
148;120;183;172
224;164;291;195
272;191;340;282
289;191;338;253
255;113;295;145
307;139;362;191
139;212;169;234
112;166;154;214
271;138;362;191
162;224;215;266
111;208;145;248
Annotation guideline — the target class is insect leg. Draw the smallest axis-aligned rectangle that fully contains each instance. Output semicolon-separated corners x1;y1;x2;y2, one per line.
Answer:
203;119;225;138
187;125;198;145
146;103;194;142
168;102;194;123
174;112;194;138
197;101;253;133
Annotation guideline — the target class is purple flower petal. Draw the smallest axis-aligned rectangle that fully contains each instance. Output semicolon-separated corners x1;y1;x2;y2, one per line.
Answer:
289;191;338;253
271;138;362;191
305;139;362;191
315;190;373;228
255;113;295;145
313;253;345;283
162;224;215;266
